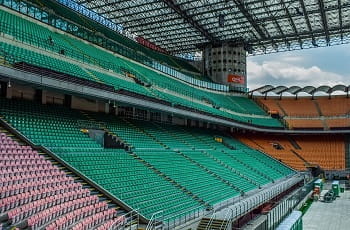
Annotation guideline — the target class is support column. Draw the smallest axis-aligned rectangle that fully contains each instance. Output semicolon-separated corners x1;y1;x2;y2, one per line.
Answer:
0;81;7;98
104;102;110;114
146;110;151;121
6;83;12;99
42;90;47;104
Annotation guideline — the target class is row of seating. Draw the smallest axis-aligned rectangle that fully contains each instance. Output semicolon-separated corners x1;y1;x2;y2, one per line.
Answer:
286;118;350;129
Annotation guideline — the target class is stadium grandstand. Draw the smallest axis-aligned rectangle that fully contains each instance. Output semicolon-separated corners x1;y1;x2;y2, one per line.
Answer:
0;0;349;230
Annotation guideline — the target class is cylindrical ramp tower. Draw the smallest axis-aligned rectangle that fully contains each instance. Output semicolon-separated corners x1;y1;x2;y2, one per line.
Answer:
203;43;247;91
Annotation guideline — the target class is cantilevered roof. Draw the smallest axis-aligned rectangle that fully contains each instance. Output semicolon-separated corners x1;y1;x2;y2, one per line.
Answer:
74;0;350;55
251;84;350;95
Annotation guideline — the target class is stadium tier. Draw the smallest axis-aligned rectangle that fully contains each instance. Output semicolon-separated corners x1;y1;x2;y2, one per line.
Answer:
258;97;350;129
236;133;346;171
0;6;283;128
0;0;209;85
0;128;126;229
37;0;205;79
0;98;294;221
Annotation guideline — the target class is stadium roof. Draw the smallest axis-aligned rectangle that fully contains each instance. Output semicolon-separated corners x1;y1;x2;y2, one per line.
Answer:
251;84;350;95
75;0;350;55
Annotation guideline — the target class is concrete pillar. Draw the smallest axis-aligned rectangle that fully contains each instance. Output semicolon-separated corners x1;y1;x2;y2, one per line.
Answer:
105;102;109;114
146;110;151;121
6;83;12;99
42;90;47;104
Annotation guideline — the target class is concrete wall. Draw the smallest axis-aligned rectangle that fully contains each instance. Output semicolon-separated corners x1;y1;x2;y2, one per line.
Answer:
45;91;65;105
11;84;35;100
71;96;98;112
172;116;186;126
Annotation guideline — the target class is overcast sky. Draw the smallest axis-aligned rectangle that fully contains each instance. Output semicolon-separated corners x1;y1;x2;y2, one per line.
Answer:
247;44;350;90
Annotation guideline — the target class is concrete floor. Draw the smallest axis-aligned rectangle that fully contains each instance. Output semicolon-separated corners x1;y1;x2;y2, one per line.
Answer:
303;189;350;230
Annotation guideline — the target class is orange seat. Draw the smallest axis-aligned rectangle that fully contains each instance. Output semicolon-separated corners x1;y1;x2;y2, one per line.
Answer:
236;134;346;171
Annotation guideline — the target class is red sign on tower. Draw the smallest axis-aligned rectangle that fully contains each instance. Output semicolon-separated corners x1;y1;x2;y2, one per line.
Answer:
227;74;245;84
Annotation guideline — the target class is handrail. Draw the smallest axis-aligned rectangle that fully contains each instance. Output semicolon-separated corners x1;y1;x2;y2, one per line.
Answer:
220;208;233;230
205;210;217;230
108;209;139;230
163;206;206;229
146;211;163;230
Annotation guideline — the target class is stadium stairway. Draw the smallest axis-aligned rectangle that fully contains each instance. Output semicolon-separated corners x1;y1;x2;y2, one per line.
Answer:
128;151;209;208
177;150;245;194
82;67;104;84
122;119;168;149
290;150;309;167
150;122;194;148
287;136;302;150
276;101;288;116
321;117;329;130
0;122;132;230
202;149;274;184
224;136;293;176
313;100;323;117
196;217;229;230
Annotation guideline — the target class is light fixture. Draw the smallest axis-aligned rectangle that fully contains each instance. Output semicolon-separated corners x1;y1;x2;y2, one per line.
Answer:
7;80;11;88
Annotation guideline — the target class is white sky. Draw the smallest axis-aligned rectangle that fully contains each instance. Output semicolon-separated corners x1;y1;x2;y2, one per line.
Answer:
247;44;350;90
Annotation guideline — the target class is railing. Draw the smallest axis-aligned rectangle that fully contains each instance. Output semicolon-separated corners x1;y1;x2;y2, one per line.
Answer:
162;206;208;230
160;178;299;230
77;119;106;130
221;208;234;230
205;210;217;229
108;210;139;230
266;178;314;229
146;211;163;230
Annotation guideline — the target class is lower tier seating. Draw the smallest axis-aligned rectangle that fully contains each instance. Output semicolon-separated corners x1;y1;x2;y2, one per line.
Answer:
0;97;295;221
236;133;346;170
258;97;350;129
0;131;125;229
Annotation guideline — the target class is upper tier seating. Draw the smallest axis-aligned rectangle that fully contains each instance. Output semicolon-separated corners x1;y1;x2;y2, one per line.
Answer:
236;133;346;170
0;98;294;220
285;119;324;129
0;130;125;229
317;97;350;116
258;98;319;117
0;8;282;128
0;1;203;79
258;97;350;129
326;119;350;128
